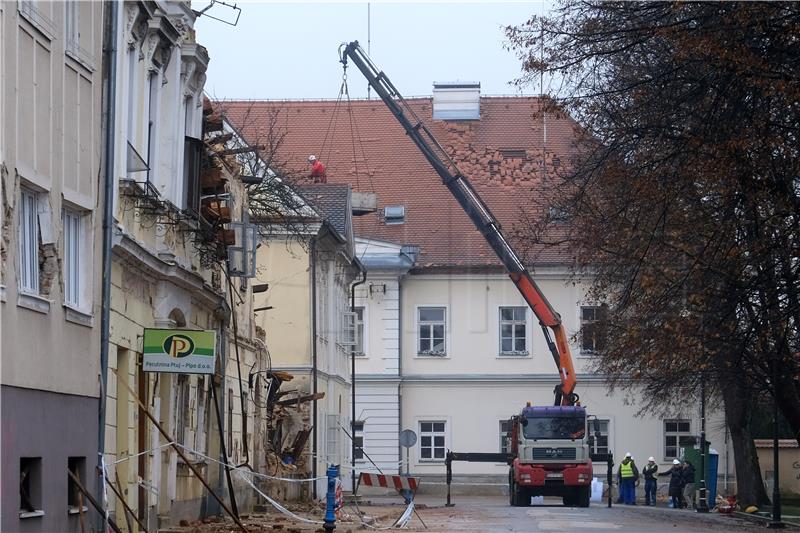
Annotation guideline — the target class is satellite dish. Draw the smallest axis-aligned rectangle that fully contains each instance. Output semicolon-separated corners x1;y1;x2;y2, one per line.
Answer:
399;429;417;448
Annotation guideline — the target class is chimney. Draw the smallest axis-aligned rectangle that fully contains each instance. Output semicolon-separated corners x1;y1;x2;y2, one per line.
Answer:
432;82;480;120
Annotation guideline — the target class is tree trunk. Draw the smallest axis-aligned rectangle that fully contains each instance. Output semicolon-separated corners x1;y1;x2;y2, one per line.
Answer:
722;376;771;507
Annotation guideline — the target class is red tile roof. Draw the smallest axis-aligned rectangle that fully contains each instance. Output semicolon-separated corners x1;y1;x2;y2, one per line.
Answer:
221;97;582;270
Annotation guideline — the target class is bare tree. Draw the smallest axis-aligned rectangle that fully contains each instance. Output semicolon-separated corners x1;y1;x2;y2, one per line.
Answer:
507;1;800;506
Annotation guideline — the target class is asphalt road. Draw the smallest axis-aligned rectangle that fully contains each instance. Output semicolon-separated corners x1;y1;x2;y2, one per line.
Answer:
366;495;779;532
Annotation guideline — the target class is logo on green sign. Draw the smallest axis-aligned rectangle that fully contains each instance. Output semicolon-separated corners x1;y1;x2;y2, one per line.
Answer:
163;334;195;358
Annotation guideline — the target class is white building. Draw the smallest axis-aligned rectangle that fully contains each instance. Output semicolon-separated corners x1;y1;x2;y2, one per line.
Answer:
225;92;733;499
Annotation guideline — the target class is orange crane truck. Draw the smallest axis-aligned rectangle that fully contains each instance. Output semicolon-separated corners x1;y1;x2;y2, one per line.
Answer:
340;41;611;508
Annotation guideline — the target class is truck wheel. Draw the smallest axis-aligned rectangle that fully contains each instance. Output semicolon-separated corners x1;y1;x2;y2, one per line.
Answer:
577;485;591;508
508;474;516;506
562;493;577;506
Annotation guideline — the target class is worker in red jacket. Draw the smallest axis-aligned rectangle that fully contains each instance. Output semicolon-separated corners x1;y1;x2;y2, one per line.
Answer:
308;155;327;183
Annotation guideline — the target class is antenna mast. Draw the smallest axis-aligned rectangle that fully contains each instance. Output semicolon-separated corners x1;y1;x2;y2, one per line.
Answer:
367;3;372;99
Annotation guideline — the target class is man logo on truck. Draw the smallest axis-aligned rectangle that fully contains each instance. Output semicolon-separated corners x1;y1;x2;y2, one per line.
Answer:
163;334;195;358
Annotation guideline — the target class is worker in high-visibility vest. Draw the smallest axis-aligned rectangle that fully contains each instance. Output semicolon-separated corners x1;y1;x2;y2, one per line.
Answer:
617;452;640;505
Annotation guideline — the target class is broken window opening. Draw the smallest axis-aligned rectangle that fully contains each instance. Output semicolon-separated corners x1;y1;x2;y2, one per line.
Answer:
67;456;87;512
20;457;42;515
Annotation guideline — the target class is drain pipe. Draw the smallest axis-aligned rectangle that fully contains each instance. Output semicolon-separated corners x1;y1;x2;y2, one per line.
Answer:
397;277;404;476
311;237;318;499
98;1;118;530
350;264;367;492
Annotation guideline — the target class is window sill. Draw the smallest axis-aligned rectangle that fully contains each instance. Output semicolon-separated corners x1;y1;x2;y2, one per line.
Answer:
68;505;88;515
414;355;450;360
64;305;94;327
65;46;95;73
497;353;531;359
19;510;45;519
17;292;51;314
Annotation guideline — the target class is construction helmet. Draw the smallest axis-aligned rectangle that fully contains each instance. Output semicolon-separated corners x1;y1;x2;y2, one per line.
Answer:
308;155;317;162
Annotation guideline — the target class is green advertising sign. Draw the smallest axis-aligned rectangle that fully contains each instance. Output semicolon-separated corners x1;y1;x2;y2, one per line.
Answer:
142;329;216;374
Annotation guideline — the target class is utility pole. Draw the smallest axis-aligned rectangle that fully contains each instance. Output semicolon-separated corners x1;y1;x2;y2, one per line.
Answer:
697;374;709;513
768;357;784;529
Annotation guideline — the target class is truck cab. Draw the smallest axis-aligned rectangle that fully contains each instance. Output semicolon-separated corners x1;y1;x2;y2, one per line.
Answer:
508;405;593;507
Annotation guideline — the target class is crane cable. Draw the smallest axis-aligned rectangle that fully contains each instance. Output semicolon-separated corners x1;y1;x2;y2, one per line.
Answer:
317;71;348;173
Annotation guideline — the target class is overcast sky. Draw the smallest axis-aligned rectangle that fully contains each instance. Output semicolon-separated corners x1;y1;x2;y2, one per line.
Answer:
194;1;550;100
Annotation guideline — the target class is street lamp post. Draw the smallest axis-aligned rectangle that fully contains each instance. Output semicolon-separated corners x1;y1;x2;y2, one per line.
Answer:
768;357;784;529
697;375;709;513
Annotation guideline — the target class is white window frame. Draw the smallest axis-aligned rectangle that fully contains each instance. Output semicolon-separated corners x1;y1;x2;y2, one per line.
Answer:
61;207;82;308
326;413;342;463
580;305;607;354
416;305;447;357
418;420;447;462
18;187;40;294
498;306;529;356
590;419;611;456
146;70;161;188
354;306;365;356
499;419;512;454
663;419;693;460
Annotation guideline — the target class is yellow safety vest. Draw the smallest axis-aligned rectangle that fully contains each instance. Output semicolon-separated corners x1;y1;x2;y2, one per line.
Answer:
621;461;635;478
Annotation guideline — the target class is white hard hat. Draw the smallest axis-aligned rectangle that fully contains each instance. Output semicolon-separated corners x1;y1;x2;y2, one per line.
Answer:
673;459;680;465
625;452;631;458
648;456;655;462
308;155;317;162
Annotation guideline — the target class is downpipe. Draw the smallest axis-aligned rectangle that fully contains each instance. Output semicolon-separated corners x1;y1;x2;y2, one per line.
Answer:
98;1;118;530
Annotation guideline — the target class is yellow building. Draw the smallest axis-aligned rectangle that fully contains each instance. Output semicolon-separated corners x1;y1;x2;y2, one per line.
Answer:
255;184;365;498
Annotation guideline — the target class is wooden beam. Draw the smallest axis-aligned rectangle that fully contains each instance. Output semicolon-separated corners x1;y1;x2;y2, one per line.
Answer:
67;469;123;533
276;392;325;407
105;469;148;533
112;369;248;533
216;145;266;156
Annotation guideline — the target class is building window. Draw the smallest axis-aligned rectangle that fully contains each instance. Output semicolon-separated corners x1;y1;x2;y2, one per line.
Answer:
20;457;42;516
664;420;693;459
419;421;446;461
590;419;610;456
418;307;446;356
227;388;233;453
183;136;203;213
326;414;341;462
354;307;365;355
195;377;208;453
62;208;82;307
352;420;364;461
580;305;608;354
18;188;40;294
499;306;528;355
176;375;190;445
67;457;87;514
499;419;512;454
146;72;159;186
383;205;405;224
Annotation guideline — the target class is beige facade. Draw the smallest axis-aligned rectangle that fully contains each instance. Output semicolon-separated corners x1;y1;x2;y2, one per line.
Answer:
756;440;800;497
255;186;364;497
1;1;104;531
101;3;265;530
